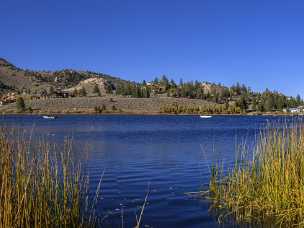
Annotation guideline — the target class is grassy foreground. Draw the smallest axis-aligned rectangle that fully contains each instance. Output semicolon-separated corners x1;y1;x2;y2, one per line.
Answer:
209;124;304;226
0;129;100;228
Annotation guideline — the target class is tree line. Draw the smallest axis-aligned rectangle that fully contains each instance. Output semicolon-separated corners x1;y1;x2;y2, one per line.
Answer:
115;75;303;112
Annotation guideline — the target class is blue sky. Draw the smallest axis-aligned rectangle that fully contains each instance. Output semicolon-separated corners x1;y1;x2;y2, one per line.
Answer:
1;0;304;96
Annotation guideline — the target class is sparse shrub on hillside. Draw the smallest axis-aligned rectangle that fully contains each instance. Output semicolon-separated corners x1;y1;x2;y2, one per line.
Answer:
72;89;78;97
101;104;106;111
105;82;114;94
16;97;26;112
111;105;117;111
93;84;101;96
94;104;107;113
94;106;100;113
78;87;87;97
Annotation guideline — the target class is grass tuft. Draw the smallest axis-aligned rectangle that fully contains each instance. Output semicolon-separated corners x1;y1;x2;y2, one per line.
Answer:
0;128;100;228
208;124;304;226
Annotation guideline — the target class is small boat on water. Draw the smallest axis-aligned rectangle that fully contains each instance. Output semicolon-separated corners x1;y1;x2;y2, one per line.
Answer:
200;115;212;119
42;115;57;120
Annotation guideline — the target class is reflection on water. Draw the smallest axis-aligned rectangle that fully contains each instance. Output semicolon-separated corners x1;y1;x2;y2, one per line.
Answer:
0;115;299;227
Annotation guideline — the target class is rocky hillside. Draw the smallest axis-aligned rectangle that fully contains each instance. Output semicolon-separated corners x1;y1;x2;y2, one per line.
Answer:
0;58;302;114
0;58;128;96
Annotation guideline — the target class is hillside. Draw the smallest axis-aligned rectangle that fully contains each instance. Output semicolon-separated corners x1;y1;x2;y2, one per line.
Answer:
0;58;302;114
0;58;128;97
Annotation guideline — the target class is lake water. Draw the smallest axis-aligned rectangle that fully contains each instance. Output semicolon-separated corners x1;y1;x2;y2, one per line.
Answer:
0;115;297;227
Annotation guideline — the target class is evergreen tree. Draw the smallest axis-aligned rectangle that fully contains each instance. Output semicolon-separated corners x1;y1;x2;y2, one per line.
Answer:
179;78;183;86
146;87;150;98
170;79;177;88
153;77;159;84
296;94;302;105
252;98;257;111
237;95;248;111
258;102;265;112
16;97;26;112
265;95;275;111
105;82;113;94
93;84;101;96
160;75;169;89
277;96;285;110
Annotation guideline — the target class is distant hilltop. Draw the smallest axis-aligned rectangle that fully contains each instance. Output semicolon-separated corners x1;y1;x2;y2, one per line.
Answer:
0;57;303;114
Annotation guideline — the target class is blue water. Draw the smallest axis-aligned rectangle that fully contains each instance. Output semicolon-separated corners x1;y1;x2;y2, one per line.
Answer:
0;115;298;227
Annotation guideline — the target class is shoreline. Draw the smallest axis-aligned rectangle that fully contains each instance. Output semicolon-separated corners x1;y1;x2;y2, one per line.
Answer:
0;111;302;117
0;97;302;117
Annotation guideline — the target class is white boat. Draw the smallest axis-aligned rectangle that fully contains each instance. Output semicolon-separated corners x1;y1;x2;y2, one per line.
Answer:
42;115;57;120
200;115;212;119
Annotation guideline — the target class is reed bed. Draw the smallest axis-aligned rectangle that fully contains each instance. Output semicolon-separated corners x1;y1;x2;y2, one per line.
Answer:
0;128;100;228
208;124;304;226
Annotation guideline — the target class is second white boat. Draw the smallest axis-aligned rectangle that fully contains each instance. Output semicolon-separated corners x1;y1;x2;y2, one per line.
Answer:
200;115;212;119
42;115;57;120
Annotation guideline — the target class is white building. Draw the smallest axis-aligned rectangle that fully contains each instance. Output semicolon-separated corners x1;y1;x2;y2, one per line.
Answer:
289;108;301;113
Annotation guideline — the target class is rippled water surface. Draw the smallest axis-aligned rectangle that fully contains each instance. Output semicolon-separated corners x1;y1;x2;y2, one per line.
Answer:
0;115;297;227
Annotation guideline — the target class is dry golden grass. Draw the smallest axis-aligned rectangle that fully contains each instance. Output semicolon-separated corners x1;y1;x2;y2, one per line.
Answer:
208;124;304;226
0;128;101;228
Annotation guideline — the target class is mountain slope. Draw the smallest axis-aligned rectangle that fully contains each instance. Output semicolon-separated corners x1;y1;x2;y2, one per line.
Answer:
0;58;128;96
0;58;302;115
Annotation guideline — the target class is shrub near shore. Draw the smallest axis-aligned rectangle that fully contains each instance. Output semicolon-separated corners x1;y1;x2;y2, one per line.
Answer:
208;124;304;226
160;103;242;114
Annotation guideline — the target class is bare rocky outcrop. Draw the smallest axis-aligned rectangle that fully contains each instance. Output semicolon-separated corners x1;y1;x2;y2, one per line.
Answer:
64;77;107;95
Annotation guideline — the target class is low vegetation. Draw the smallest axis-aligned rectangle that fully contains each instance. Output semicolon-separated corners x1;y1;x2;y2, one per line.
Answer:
160;102;242;114
94;105;107;113
0;129;101;227
16;96;26;112
208;124;304;226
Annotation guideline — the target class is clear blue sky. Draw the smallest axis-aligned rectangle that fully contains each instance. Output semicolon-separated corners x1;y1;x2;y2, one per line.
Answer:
1;0;304;96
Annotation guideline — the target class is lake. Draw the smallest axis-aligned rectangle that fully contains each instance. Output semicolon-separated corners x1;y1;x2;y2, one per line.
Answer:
0;115;297;227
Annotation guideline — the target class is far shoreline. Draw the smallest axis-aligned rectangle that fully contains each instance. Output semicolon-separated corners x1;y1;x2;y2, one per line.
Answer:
0;111;302;117
1;97;303;117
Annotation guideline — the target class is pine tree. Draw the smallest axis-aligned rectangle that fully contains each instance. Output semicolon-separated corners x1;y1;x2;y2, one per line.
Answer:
265;96;275;111
296;94;302;105
16;97;26;112
93;84;101;96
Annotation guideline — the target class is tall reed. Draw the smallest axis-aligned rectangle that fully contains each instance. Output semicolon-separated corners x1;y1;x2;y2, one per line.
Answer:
208;124;304;226
0;128;100;228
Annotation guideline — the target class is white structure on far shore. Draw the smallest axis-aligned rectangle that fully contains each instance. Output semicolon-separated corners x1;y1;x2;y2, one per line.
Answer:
284;106;304;113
